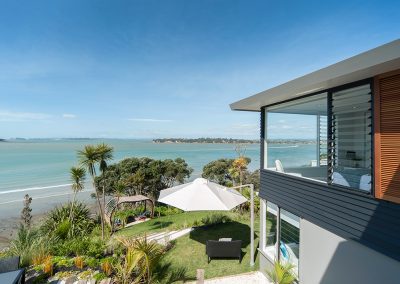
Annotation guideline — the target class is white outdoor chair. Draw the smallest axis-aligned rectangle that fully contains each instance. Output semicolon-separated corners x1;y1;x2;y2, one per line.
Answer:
359;174;371;192
275;160;302;177
332;172;350;187
275;160;285;173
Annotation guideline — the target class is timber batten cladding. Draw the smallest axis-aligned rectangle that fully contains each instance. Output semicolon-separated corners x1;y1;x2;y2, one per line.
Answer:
374;70;400;203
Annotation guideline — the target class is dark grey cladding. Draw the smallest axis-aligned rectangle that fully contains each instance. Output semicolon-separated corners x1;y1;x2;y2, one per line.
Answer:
260;169;400;262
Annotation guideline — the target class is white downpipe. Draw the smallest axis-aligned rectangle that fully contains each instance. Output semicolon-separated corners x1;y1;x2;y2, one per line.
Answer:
260;199;267;250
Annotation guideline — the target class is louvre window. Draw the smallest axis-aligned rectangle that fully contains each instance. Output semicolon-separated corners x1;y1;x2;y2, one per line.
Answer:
264;82;373;193
329;84;372;191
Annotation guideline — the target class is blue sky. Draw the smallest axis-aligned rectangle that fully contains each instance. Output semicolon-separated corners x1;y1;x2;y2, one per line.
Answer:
0;0;399;139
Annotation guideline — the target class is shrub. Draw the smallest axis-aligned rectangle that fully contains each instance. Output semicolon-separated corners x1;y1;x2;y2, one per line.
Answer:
154;206;182;217
266;261;296;284
53;238;86;256
8;225;41;267
86;237;107;258
239;186;260;214
114;236;165;284
55;220;71;240
32;253;48;266
31;242;51;266
41;202;94;239
78;269;95;280
51;236;106;258
94;272;107;282
201;213;231;226
101;259;113;276
53;256;74;268
53;270;76;280
192;219;201;227
74;256;84;269
43;256;53;276
85;257;99;269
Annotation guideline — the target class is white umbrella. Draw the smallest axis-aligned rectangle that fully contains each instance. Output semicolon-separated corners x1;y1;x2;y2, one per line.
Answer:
158;178;247;211
158;178;255;266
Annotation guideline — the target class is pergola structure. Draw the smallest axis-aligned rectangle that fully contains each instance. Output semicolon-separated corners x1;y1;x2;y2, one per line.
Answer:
105;194;153;230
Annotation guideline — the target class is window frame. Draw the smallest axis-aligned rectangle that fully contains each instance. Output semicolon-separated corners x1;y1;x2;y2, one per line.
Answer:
262;78;374;195
263;201;301;279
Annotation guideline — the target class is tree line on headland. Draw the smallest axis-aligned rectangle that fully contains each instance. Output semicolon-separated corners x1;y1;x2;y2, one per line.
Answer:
153;138;259;144
153;137;319;144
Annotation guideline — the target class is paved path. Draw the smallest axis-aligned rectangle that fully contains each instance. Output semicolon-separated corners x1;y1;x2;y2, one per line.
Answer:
146;227;194;244
190;271;271;284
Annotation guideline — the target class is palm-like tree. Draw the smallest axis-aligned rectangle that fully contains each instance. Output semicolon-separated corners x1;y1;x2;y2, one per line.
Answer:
69;166;86;221
266;261;296;284
77;143;114;239
115;236;164;284
114;181;126;205
96;143;114;238
77;145;103;236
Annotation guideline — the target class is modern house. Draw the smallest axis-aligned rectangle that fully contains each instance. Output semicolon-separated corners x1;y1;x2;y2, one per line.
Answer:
231;40;400;283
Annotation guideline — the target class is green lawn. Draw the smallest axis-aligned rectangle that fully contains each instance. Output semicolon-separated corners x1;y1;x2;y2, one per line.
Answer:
164;219;260;281
117;211;235;237
118;212;261;281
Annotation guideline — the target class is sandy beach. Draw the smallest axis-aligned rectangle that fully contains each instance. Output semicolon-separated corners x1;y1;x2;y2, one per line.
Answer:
0;214;45;249
0;187;96;250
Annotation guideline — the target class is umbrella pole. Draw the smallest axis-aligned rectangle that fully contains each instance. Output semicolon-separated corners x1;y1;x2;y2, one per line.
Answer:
231;183;255;267
250;184;255;266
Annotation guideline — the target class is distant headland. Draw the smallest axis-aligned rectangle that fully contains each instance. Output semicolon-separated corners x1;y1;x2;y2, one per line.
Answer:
153;138;260;144
153;138;319;144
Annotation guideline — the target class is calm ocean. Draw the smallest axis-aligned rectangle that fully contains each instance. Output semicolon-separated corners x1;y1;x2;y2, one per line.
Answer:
0;139;315;217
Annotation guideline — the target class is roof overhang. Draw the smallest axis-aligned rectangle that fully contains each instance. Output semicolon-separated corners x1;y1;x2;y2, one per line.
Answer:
230;39;400;111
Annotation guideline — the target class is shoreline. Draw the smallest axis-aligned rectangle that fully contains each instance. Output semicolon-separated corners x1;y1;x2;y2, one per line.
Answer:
0;188;97;250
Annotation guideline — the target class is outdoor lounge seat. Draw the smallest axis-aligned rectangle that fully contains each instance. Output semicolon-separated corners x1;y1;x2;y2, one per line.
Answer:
0;256;25;284
206;240;242;263
0;256;20;273
136;211;151;221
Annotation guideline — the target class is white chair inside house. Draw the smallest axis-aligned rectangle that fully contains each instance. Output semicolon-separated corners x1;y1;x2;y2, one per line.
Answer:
332;172;350;187
275;160;285;173
275;160;302;177
359;174;371;192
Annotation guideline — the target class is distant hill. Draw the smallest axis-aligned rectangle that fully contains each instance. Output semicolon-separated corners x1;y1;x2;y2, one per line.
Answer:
153;138;259;144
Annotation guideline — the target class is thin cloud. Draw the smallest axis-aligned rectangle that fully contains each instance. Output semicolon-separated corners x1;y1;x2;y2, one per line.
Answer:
128;118;173;122
62;114;76;118
0;111;51;122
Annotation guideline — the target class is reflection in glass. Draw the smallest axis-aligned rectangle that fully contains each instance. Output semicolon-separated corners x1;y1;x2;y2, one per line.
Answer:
264;93;328;182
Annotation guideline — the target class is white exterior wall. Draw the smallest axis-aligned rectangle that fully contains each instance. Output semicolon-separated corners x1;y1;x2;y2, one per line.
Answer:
300;219;400;284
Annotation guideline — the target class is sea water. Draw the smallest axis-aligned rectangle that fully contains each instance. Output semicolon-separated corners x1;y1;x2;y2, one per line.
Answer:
0;139;315;217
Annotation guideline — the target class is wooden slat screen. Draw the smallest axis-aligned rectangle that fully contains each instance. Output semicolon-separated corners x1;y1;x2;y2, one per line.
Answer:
374;71;400;203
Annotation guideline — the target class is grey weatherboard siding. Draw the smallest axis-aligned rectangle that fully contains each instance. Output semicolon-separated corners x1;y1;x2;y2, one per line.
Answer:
260;169;400;262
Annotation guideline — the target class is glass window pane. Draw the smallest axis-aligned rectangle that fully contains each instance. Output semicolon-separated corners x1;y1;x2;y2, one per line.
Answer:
265;202;277;260
264;93;328;183
330;84;372;192
280;209;300;279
